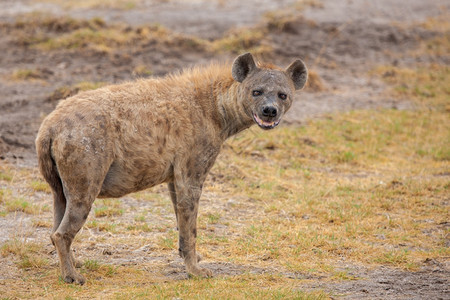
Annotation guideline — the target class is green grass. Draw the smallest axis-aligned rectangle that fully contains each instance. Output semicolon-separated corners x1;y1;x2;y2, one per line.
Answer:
93;198;123;217
29;179;51;193
0;166;14;182
86;220;118;232
84;259;100;271
126;223;152;233
157;229;177;250
4;197;45;215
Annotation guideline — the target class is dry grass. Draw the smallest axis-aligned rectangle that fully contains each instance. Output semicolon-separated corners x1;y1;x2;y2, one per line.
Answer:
10;14;204;54
6;13;328;82
37;0;323;12
7;13;291;58
9;68;46;81
46;81;108;102
0;165;14;182
210;106;448;272
371;64;450;111
304;69;326;92
4;11;323;66
209;27;273;56
1;239;49;270
295;0;324;10
37;0;143;10
29;179;51;193
93;199;124;218
5;198;40;214
34;26;138;51
405;13;450;59
209;1;322;56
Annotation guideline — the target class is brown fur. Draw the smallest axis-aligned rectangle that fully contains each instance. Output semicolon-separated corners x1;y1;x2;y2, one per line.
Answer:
36;53;307;284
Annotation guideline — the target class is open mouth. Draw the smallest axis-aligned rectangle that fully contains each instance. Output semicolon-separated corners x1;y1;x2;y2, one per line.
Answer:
253;113;280;130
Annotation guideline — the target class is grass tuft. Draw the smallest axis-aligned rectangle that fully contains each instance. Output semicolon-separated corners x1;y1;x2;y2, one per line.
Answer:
305;70;326;92
86;220;118;232
5;198;44;215
0;166;14;182
158;229;177;250
94;198;123;217
209;27;273;56
9;68;48;81
84;259;100;271
29;180;51;193
1;239;49;269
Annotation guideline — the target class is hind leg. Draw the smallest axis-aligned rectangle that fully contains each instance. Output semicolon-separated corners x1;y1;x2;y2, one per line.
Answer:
51;155;110;284
51;192;94;285
50;187;83;268
51;187;66;234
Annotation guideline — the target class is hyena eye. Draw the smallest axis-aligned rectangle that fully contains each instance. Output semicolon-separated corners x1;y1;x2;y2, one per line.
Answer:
278;93;287;100
252;90;263;97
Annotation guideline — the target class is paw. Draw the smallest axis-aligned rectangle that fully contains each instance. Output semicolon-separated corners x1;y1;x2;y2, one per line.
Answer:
62;271;86;285
187;265;213;278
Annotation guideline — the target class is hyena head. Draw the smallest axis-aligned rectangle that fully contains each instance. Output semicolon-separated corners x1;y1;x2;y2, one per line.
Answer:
232;53;308;130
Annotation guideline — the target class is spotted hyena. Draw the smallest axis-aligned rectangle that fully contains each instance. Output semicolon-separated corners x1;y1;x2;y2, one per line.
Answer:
35;53;308;284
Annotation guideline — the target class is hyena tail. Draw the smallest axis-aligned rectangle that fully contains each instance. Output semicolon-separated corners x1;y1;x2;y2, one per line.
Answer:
36;130;66;231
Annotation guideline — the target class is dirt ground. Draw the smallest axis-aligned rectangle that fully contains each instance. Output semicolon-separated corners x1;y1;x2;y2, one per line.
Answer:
0;0;449;298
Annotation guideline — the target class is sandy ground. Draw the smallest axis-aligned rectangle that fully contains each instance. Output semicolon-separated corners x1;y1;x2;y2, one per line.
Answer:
0;0;449;298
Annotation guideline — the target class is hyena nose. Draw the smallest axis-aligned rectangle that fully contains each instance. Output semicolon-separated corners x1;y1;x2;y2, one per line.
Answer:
262;106;277;118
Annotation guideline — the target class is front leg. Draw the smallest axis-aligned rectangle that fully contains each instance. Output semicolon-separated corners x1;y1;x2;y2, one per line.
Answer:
174;181;212;278
168;182;178;229
168;182;203;263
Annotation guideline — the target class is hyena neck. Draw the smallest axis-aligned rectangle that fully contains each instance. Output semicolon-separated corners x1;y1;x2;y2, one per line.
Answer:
216;82;253;140
183;63;253;140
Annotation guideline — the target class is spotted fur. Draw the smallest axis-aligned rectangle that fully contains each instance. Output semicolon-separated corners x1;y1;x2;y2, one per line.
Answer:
35;53;307;284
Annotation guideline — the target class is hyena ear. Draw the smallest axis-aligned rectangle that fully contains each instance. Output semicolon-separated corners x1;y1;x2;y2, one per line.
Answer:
286;59;308;90
232;52;258;83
